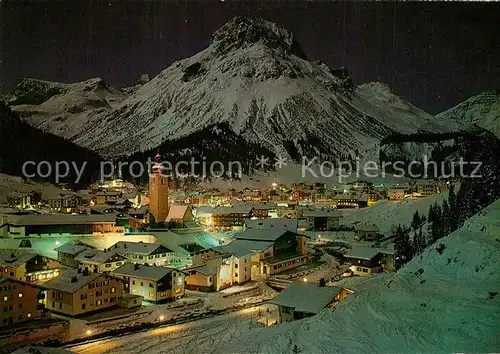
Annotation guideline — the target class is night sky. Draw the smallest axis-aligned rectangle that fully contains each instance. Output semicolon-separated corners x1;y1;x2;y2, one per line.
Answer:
1;1;499;114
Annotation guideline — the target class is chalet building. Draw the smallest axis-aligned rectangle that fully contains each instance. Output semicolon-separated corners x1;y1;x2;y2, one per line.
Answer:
334;192;369;209
112;263;185;303
244;218;298;232
194;206;253;230
42;269;125;316
387;186;408;200
54;241;94;267
94;190;122;205
185;229;309;291
109;241;174;266
417;183;440;197
0;251;60;283
344;247;396;276
275;203;298;218
247;203;274;219
127;206;149;222
270;281;353;323
44;193;83;212
290;190;311;202
0;278;48;327
75;249;128;273
165;204;194;228
302;210;342;231
0;214;124;238
354;224;380;241
343;180;374;192
6;191;41;209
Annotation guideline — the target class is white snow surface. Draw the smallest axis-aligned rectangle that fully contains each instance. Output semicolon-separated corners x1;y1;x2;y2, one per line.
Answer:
213;198;500;353
435;91;500;138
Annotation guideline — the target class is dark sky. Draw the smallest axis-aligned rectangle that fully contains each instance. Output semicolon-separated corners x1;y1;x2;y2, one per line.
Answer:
1;1;499;114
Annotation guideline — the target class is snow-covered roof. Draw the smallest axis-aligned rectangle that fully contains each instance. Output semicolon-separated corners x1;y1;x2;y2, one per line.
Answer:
302;210;341;218
110;241;172;255
195;206;253;215
112;263;175;282
215;239;274;257
185;265;216;276
54;242;90;255
235;228;291;242
166;204;190;222
344;247;381;261
269;281;343;314
244;218;298;231
74;249;125;265
0;251;39;267
355;223;379;232
41;269;104;293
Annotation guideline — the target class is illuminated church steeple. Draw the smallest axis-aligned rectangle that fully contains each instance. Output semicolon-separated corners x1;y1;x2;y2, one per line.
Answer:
149;151;169;225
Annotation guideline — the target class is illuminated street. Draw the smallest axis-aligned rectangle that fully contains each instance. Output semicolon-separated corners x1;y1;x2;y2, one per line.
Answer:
66;304;276;354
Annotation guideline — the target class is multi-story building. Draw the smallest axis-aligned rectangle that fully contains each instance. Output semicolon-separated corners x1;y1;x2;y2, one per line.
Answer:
55;241;94;268
302;210;342;231
75;249;128;273
185;229;309;291
44;192;83;212
0;278;47;327
0;251;61;283
417;183;440;197
387;186;409;201
42;269;125;316
109;241;174;266
6;191;41;209
94;190;122;205
344;247;396;276
112;263;184;303
354;224;380;241
194;206;253;230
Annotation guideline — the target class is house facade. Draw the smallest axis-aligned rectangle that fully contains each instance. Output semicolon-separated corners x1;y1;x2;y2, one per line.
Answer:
0;278;47;327
109;241;174;267
75;250;129;273
43;270;125;316
0;252;61;284
112;263;185;303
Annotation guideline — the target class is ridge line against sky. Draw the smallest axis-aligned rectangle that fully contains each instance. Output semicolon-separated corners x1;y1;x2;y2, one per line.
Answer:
0;1;499;114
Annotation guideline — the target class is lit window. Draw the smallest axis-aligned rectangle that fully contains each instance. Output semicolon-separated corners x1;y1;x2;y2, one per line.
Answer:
3;296;7;302
27;313;32;318
110;287;116;293
18;293;23;298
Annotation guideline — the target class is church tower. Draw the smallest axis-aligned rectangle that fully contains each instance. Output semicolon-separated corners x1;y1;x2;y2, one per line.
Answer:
149;152;169;225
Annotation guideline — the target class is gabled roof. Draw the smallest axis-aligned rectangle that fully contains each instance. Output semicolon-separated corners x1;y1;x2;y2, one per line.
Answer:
235;228;293;242
244;218;298;231
166;204;190;222
112;263;175;281
269;281;343;314
0;251;39;267
214;239;274;258
128;206;149;215
195;206;253;215
74;249;126;265
54;242;90;256
110;241;172;255
185;265;216;276
344;247;381;261
41;269;104;293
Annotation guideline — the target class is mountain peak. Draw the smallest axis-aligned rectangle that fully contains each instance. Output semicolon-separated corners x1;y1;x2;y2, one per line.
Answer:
211;16;307;59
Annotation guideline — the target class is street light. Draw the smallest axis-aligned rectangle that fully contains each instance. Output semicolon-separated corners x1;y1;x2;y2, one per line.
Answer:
303;277;307;282
86;329;92;335
159;315;165;321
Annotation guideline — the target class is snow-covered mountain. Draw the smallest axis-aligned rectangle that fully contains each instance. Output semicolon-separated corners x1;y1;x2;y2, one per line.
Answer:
435;91;500;138
4;17;454;160
3;77;129;139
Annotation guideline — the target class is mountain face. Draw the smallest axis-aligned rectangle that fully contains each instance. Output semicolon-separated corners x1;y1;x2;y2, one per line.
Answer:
0;103;102;187
3;17;454;161
3;77;129;140
435;91;500;139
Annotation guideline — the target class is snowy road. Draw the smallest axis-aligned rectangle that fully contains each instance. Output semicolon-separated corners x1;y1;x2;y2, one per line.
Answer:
66;304;275;354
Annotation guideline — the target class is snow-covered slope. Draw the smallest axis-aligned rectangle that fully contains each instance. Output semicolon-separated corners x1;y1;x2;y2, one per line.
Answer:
64;17;452;159
215;198;500;353
3;78;128;139
435;91;500;138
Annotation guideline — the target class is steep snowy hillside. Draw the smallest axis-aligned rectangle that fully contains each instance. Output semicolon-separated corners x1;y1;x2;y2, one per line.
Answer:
67;17;451;159
215;198;500;353
3;78;128;139
435;91;500;138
